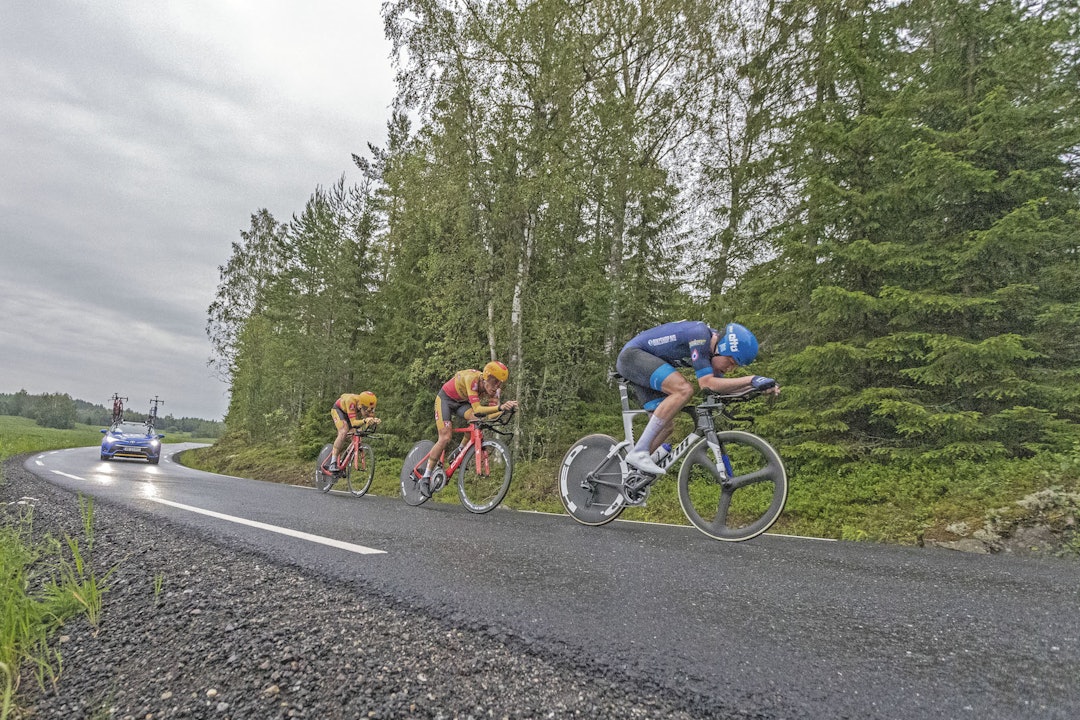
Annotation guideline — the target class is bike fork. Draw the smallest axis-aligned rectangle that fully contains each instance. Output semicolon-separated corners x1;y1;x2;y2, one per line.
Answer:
705;438;733;482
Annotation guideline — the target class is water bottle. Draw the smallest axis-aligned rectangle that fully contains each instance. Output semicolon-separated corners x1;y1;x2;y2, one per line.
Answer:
651;443;672;462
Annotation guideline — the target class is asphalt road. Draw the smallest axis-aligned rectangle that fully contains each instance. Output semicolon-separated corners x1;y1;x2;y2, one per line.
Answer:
24;444;1080;719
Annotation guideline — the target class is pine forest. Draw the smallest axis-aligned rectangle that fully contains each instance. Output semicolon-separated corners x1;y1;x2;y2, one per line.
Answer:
204;0;1080;545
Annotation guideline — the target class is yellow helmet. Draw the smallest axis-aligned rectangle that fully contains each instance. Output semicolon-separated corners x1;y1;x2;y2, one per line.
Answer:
483;361;509;382
357;391;377;408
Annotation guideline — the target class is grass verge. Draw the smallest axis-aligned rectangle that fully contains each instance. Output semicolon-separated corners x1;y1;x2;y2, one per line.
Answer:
0;419;117;718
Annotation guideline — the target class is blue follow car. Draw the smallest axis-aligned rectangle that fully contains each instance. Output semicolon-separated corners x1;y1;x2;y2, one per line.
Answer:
100;421;165;464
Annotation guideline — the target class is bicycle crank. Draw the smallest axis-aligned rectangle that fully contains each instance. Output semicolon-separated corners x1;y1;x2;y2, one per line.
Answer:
622;470;655;506
622;485;651;506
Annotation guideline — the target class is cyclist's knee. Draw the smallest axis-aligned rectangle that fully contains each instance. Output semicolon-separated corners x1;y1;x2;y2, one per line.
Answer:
663;376;694;404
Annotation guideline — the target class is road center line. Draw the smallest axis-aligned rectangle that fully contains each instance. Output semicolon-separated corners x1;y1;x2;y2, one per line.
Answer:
147;497;386;555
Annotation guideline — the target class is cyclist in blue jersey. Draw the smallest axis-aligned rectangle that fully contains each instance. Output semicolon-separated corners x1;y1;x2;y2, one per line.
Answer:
615;321;779;475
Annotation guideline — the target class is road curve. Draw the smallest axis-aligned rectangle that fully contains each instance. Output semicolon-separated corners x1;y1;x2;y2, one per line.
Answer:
14;444;1080;719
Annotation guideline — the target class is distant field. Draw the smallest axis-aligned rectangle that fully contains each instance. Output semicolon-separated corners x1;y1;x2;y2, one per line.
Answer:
0;415;215;461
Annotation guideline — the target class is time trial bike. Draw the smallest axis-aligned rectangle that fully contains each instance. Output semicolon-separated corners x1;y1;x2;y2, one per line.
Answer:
400;410;516;513
314;428;377;497
558;372;787;542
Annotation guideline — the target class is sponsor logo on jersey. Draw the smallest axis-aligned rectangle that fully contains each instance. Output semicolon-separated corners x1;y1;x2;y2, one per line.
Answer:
691;349;699;362
647;334;677;347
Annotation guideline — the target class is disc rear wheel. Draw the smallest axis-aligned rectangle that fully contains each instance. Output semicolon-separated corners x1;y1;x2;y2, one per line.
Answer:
400;440;434;506
558;434;626;526
314;444;336;492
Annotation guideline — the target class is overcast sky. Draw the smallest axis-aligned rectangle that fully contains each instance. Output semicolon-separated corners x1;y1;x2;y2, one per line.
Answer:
0;1;396;421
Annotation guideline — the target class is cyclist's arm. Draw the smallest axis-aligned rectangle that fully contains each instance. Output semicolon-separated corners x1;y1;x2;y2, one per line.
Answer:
475;400;518;417
468;398;502;416
698;374;756;394
698;374;780;395
467;386;519;417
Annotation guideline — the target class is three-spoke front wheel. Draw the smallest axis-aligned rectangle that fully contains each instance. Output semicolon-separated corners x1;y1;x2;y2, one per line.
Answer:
457;439;512;514
400;440;434;506
677;431;787;542
558;434;627;526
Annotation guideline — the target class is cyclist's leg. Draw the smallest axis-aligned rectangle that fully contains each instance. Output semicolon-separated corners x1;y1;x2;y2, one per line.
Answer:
617;348;677;450
330;408;349;468
616;348;690;472
648;372;695;443
426;392;456;476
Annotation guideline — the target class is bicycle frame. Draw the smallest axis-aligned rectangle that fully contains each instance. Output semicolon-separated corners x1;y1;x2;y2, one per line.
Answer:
408;423;483;481
610;376;725;488
447;424;484;477
320;430;373;475
343;432;364;471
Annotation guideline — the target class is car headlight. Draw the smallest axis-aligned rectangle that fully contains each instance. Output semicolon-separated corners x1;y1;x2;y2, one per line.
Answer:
150;440;160;448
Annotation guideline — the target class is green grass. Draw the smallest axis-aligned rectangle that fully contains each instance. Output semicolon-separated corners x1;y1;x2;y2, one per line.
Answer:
0;417;104;461
0;419;122;718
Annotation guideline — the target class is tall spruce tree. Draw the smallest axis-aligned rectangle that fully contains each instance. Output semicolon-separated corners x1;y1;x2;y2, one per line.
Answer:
735;0;1080;465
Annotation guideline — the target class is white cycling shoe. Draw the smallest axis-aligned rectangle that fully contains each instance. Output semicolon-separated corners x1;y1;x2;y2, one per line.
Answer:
625;449;666;476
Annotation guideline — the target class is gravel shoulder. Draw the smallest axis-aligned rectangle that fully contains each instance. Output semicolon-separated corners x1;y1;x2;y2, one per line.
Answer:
3;457;702;720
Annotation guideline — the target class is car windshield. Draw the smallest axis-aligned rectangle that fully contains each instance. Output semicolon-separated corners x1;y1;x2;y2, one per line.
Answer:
114;422;150;435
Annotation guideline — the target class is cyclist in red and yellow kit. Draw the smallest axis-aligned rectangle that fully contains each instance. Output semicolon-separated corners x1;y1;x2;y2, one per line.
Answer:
329;391;380;472
419;361;518;495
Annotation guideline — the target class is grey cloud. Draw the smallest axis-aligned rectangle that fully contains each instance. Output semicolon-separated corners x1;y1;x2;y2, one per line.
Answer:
0;1;394;419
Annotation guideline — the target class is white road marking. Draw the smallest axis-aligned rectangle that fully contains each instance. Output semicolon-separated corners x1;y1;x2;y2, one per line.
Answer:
146;497;386;555
42;465;383;554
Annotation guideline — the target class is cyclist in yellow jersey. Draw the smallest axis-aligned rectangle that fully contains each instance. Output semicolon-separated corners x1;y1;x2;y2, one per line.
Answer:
329;391;380;472
420;361;518;495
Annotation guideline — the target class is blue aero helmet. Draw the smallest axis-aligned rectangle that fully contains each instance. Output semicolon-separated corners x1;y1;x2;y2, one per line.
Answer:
713;322;759;366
